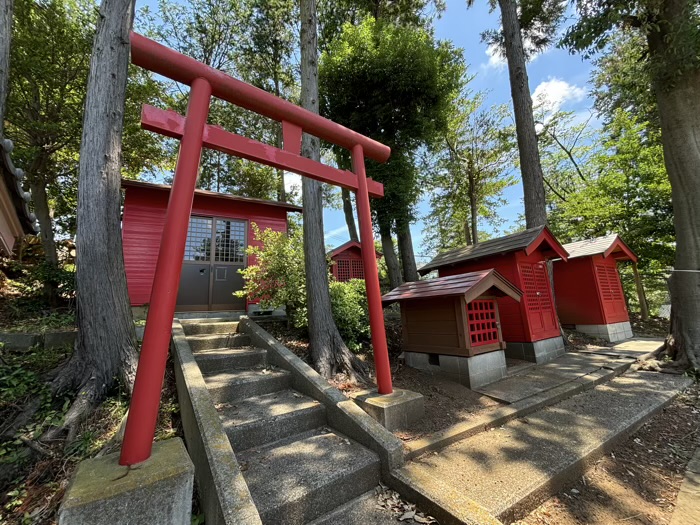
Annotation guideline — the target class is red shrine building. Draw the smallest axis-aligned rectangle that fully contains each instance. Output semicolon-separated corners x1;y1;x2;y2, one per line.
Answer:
383;269;522;388
328;240;382;282
419;226;569;364
121;179;301;313
554;234;636;342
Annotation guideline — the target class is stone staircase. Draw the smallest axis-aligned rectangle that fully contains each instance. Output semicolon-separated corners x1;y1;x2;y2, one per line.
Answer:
180;319;386;524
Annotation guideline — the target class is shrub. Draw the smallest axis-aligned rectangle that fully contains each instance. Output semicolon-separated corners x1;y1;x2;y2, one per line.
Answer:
329;279;370;353
237;223;307;327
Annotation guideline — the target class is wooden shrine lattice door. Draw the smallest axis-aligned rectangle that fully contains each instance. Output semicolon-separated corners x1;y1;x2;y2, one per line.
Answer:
519;262;558;338
466;300;499;347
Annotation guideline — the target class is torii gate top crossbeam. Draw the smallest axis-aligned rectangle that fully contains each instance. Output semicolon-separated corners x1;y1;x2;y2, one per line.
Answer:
130;32;390;163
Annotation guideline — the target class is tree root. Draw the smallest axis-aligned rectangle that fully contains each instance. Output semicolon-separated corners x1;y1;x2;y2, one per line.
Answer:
42;377;100;444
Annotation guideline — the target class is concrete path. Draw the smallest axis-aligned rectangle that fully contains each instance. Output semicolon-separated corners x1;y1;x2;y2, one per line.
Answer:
670;447;700;525
397;370;691;524
475;352;632;404
574;336;664;360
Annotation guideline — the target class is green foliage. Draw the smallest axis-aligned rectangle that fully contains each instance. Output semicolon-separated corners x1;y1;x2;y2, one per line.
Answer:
7;0;168;238
423;91;517;252
328;279;370;352
548;109;673;314
320;16;464;235
237;224;307;327
481;0;567;59
238;225;373;351
561;0;700;88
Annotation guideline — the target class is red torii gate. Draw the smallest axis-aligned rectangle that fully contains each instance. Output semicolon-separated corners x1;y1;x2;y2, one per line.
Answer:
120;33;393;466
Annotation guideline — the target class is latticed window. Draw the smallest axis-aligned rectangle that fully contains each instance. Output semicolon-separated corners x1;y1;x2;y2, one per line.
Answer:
467;300;499;347
350;260;364;279
184;217;212;261
214;219;246;263
336;260;351;281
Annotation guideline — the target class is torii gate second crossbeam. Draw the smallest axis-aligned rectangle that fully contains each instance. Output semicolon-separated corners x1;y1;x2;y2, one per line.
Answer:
119;33;393;466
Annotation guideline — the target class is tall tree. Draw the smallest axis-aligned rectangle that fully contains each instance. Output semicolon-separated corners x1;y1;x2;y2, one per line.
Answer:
425;93;516;252
240;0;296;201
320;18;463;284
471;0;565;228
300;0;366;379
547;110;672;318
52;0;139;437
0;0;11;135
563;0;700;370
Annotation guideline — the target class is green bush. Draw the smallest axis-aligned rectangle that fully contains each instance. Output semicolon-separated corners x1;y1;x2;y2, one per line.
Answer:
329;279;370;353
238;224;372;352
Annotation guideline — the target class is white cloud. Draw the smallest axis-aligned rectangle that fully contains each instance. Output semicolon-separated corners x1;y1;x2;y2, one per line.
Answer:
284;172;302;194
483;44;506;70
532;78;587;113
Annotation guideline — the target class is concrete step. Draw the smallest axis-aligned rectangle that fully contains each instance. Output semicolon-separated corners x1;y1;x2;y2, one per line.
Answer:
186;333;251;352
181;320;239;336
202;368;291;404
175;311;243;320
401;370;692;524
238;428;381;524
307;490;399;525
194;347;267;373
217;389;326;452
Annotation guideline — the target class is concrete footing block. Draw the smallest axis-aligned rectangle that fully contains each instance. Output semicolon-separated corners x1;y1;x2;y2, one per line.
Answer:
505;337;565;364
404;350;507;389
58;438;195;525
350;388;425;431
575;321;633;342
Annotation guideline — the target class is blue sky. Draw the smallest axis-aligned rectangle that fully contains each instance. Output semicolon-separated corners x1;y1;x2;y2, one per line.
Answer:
314;0;598;265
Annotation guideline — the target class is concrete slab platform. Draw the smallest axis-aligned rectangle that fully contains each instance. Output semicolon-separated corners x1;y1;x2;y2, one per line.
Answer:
475;352;632;404
670;447;700;525
573;337;664;360
401;371;691;524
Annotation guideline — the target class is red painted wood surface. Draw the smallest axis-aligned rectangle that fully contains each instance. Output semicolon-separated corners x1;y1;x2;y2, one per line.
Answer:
439;249;560;343
122;184;290;307
553;254;629;326
466;299;500;347
329;242;381;282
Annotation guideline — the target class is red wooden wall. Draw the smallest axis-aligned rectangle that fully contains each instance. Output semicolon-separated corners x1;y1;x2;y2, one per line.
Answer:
122;185;290;306
554;255;629;325
330;244;364;281
439;249;560;343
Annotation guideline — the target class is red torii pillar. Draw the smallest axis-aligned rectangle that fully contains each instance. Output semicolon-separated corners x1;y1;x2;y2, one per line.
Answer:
119;33;393;466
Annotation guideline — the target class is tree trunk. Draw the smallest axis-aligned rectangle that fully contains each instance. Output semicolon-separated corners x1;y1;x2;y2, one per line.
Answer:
632;262;650;321
647;0;700;370
397;221;419;282
300;0;366;381
468;163;478;244
463;218;472;246
379;220;402;289
0;0;11;136
653;69;700;370
341;188;359;242
51;0;139;435
28;172;60;305
498;0;547;229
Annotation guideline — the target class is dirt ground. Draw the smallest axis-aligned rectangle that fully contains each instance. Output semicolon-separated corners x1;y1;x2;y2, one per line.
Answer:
513;382;700;525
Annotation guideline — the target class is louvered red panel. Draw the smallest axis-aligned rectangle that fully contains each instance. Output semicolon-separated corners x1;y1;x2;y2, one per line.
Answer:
595;262;628;322
467;300;499;346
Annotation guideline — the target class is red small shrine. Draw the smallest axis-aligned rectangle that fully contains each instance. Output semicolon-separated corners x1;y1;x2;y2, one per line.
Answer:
419;226;569;363
328;240;381;282
554;234;636;342
383;269;522;388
